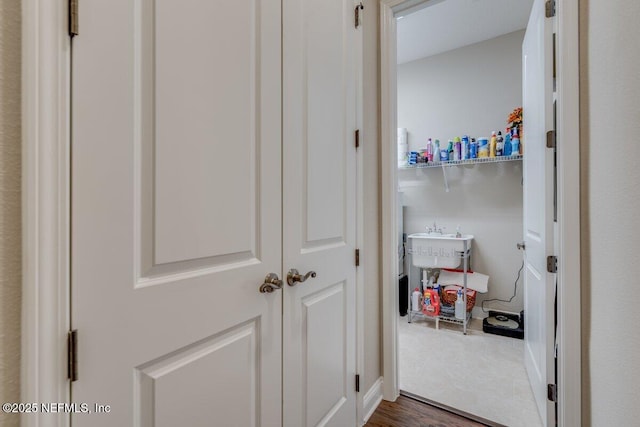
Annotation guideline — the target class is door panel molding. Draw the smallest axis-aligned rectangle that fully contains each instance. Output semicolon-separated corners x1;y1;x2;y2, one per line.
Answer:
134;0;261;270
135;319;260;427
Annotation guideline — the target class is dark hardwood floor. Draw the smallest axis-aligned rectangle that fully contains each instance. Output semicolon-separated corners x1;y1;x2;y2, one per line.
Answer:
365;395;488;427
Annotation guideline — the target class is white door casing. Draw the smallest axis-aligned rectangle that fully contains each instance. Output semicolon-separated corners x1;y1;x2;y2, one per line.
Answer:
522;0;555;425
71;1;282;426
283;0;359;425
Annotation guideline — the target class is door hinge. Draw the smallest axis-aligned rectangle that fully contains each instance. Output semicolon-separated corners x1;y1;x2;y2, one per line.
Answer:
69;0;79;37
355;374;360;392
546;130;556;148
355;249;360;267
355;2;364;29
67;329;78;382
355;129;360;149
547;255;557;273
545;0;556;18
547;383;557;402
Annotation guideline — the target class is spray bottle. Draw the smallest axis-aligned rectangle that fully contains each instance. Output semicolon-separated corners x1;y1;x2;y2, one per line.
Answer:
455;289;465;320
511;129;520;155
503;127;512;156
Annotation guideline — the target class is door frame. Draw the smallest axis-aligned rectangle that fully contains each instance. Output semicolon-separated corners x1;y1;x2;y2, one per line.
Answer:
21;2;367;427
21;1;71;427
378;1;582;426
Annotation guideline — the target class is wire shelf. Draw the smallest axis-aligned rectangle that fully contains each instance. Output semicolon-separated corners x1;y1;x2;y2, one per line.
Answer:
399;154;523;170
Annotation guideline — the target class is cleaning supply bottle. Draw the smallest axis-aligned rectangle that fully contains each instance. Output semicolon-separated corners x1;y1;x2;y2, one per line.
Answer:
461;135;470;160
470;138;478;159
511;130;520;155
433;140;441;163
426;138;433;162
411;288;421;312
454;137;461;161
447;140;454;161
478;138;489;158
455;289;465;320
489;131;497;158
496;131;504;156
423;288;440;317
503;128;512;156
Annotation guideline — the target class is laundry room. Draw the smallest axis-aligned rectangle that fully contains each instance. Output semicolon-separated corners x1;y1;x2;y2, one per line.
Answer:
392;1;548;426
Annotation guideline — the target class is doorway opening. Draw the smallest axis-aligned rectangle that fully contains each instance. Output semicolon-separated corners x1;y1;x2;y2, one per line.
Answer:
381;0;575;425
396;1;538;425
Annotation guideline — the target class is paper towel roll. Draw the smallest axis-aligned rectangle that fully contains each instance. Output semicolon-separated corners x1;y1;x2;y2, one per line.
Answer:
397;128;408;166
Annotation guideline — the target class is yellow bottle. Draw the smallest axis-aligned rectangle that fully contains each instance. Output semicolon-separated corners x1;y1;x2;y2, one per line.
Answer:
489;131;497;158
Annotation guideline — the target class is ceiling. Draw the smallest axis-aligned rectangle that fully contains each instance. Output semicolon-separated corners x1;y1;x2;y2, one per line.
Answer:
396;0;534;64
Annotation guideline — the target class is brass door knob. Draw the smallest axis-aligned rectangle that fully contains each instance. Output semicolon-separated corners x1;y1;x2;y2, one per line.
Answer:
286;269;317;286
259;273;283;293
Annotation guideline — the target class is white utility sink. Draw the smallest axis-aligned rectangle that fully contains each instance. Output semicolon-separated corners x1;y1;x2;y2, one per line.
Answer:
408;232;473;268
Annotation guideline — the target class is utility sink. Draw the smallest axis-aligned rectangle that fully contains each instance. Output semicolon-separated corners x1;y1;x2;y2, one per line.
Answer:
408;233;473;268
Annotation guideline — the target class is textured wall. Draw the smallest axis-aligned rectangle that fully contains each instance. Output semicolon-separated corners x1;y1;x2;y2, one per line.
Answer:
0;1;21;426
397;31;525;316
580;0;640;424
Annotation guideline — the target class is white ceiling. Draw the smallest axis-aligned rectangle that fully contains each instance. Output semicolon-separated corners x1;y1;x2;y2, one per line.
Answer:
396;0;534;64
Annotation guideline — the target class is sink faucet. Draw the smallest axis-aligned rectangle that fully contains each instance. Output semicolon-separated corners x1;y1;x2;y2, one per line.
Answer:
426;221;445;234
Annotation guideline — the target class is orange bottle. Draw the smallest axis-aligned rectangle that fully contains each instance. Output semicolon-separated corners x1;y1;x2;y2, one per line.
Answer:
422;289;441;317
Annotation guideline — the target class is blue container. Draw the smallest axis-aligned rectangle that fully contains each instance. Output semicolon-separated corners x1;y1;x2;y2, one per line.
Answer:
461;135;470;159
408;151;418;165
504;133;512;156
470;142;478;159
440;150;449;162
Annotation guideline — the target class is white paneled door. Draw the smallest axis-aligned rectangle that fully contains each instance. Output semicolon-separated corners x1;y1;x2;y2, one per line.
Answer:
71;0;358;426
522;0;555;425
283;0;359;426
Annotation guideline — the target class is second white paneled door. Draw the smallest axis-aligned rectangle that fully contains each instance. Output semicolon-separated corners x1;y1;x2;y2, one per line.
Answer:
71;0;359;426
522;0;555;425
283;0;359;425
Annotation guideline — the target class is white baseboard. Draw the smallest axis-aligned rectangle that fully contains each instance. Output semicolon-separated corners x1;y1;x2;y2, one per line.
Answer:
472;306;488;319
362;377;383;425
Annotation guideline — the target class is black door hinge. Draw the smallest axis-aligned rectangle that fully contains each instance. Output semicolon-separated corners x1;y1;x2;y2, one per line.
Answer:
547;383;557;402
547;255;557;273
546;130;556;148
68;329;78;382
545;0;556;18
69;0;79;37
355;2;364;29
355;129;360;149
355;249;360;267
355;374;360;392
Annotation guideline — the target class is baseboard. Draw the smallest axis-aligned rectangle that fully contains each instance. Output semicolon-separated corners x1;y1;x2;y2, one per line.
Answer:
362;377;383;425
471;306;488;319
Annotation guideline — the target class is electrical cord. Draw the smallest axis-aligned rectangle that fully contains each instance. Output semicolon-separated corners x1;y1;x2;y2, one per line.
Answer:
482;260;524;313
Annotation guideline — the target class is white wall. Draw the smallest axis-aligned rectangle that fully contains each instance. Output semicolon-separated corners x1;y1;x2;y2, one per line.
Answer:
0;1;21;426
397;31;525;316
580;0;640;424
398;30;525;151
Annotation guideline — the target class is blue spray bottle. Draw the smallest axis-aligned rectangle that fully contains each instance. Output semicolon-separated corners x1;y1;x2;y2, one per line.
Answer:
503;128;512;156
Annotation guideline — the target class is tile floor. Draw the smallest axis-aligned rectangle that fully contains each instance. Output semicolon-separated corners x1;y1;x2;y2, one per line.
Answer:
399;315;543;427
